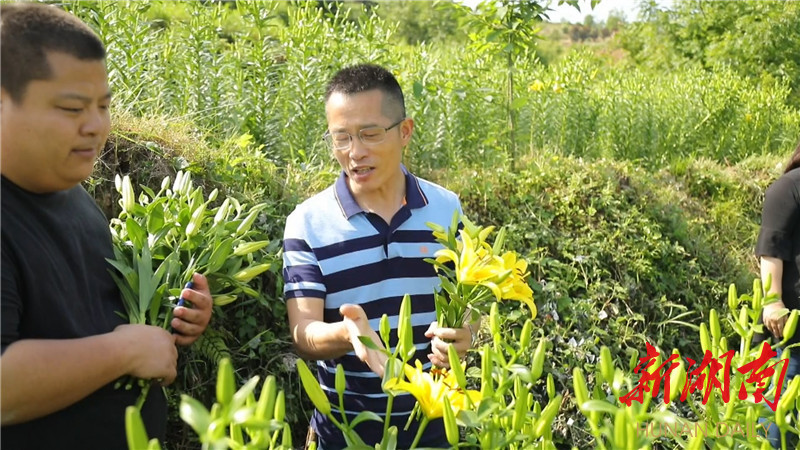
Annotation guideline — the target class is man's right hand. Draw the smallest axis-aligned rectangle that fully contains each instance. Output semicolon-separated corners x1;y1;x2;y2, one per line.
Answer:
763;301;789;340
340;304;388;377
114;324;178;385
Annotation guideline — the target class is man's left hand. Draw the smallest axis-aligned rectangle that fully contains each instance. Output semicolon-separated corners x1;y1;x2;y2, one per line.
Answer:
171;273;213;346
425;322;472;367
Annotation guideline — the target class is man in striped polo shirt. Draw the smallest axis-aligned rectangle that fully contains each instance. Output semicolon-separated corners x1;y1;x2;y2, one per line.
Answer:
283;64;475;449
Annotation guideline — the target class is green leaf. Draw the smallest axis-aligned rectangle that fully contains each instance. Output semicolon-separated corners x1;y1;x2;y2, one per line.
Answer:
149;283;168;326
357;336;383;351
349;410;382;428
342;427;370;449
146;201;166;234
475;399;501;422
378;425;397;450
230;376;261;416
206;238;235;274
137;244;154;317
458;409;480;428
486;29;503;43
108;270;140;323
581;399;619;415
179;394;211;438
126;218;146;250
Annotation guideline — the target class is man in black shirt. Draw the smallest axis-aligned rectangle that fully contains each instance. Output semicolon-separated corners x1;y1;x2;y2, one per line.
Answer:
0;4;212;448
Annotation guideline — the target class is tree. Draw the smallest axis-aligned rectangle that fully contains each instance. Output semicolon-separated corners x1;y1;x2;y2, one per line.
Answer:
620;0;800;106
373;1;468;45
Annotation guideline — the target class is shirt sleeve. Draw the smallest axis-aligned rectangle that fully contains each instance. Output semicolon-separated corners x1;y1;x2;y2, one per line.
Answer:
756;174;800;261
1;239;22;354
282;210;326;301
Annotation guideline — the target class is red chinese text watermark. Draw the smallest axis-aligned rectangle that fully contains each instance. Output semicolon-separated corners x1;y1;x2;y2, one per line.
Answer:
619;342;789;411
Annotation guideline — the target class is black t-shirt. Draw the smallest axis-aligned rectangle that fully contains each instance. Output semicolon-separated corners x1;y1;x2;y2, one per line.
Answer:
756;168;800;310
1;176;166;449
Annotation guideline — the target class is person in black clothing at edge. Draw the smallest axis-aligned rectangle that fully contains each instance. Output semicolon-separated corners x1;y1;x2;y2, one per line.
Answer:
756;139;800;448
0;4;213;449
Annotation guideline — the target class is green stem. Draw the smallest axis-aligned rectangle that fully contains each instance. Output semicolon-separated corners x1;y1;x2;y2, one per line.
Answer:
135;382;150;410
585;415;607;450
338;390;349;428
410;416;430;449
269;429;280;448
740;332;752;367
383;395;394;438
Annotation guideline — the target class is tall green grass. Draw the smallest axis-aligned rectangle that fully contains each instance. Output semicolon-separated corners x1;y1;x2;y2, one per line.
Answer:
64;1;800;171
526;50;800;163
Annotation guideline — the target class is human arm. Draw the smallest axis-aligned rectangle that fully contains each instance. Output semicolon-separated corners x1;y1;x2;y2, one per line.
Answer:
287;297;388;377
170;272;213;346
761;256;787;339
0;324;177;425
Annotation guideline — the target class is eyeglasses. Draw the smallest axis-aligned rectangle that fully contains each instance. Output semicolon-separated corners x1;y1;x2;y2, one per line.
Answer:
323;118;406;151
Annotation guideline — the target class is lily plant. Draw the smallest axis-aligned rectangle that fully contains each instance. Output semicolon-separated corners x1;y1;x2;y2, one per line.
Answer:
126;358;292;450
109;172;276;408
426;212;535;330
297;296;564;449
573;279;800;450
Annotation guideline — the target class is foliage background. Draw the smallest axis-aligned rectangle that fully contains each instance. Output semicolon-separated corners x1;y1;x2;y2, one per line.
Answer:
55;0;800;447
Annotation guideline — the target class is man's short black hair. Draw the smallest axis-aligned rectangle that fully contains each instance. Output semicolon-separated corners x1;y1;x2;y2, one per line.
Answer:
325;64;406;120
1;3;106;103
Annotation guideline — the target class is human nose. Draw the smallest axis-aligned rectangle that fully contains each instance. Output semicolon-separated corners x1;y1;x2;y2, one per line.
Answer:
347;133;369;159
81;105;109;136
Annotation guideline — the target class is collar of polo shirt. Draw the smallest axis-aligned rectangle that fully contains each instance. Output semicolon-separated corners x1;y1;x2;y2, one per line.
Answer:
334;164;428;219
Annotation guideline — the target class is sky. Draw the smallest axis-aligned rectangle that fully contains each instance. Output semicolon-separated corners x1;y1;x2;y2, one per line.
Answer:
544;0;674;23
459;0;675;24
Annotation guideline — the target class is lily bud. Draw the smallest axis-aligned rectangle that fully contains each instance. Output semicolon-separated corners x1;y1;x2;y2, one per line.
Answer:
573;368;589;410
599;346;614;384
255;375;276;420
700;323;711;354
781;310;799;345
216;358;235;406
531;337;546;383
728;284;738;311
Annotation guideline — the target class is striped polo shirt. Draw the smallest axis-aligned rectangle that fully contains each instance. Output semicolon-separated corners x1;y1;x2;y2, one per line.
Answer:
282;166;462;447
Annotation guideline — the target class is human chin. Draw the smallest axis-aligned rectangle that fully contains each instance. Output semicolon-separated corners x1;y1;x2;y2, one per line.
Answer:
65;154;97;183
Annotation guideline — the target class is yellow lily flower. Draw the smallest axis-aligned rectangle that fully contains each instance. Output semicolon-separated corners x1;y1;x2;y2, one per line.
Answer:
435;231;507;287
385;360;445;418
447;386;481;411
497;252;537;319
384;361;479;419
